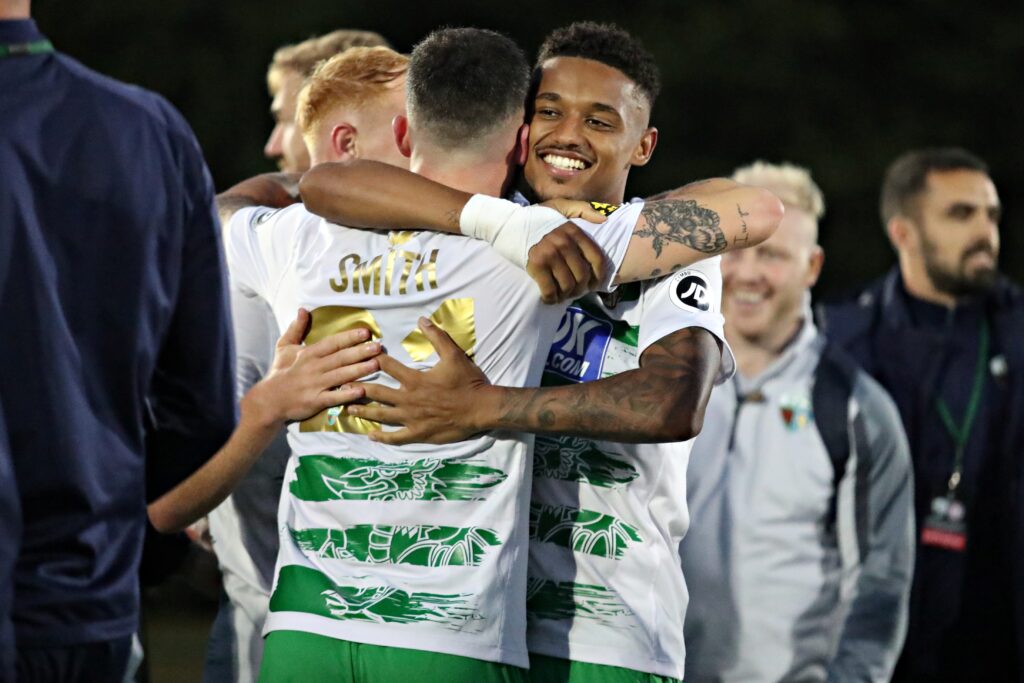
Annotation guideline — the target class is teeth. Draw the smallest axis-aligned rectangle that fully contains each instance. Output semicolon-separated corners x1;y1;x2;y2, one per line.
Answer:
732;291;764;304
543;154;587;171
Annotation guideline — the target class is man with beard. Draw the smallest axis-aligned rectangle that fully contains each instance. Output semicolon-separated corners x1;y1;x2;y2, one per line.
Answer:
820;148;1023;682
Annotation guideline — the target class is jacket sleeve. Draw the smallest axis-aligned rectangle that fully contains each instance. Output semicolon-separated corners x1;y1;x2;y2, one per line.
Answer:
144;105;237;501
828;373;915;682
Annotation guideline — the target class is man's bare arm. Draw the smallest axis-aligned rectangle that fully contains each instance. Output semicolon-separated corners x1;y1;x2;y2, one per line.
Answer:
216;172;302;226
348;318;720;445
301;160;782;301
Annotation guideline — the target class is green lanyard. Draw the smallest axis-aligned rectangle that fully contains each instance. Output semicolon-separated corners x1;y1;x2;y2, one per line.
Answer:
0;39;54;59
934;318;989;495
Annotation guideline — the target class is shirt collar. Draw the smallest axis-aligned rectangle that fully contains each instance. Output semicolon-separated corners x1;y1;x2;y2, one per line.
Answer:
0;19;45;46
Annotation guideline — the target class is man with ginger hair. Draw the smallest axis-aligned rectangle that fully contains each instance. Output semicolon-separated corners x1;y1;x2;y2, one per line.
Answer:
204;45;409;683
264;29;390;173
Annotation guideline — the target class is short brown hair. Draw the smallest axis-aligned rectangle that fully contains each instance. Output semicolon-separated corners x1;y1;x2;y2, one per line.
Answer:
880;147;988;226
267;29;390;93
296;46;408;142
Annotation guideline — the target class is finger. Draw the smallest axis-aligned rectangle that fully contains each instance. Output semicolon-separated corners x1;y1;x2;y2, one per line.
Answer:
307;327;372;358
526;258;560;305
356;381;404;405
315;341;381;373
377;354;419;385
555;234;595;298
322;359;380;388
570;227;608;286
367;428;415;446
277;308;311;350
315;385;365;409
417;317;461;360
547;253;578;303
346;404;406;426
577;204;609;224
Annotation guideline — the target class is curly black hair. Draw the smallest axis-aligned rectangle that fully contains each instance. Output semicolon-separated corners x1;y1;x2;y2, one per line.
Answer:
407;27;530;149
537;21;660;107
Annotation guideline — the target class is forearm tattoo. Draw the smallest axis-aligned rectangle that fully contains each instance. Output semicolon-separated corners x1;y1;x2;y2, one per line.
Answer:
636;199;727;257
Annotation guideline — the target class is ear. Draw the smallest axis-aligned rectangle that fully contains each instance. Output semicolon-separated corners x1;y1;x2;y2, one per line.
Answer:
630;126;658;167
886;215;915;251
806;246;825;288
392;115;412;158
330;123;357;162
515;123;530;166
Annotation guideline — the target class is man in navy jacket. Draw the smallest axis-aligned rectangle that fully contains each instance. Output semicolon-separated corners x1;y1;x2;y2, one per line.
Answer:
819;148;1022;682
0;1;236;679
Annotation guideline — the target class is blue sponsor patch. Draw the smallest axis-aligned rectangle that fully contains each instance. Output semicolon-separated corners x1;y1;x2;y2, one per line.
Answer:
545;306;613;383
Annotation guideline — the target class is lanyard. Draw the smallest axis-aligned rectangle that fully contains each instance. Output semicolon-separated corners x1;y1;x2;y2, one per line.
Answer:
0;39;53;59
934;318;989;495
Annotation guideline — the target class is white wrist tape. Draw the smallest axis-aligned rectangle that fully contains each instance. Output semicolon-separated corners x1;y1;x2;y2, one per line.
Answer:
459;194;568;268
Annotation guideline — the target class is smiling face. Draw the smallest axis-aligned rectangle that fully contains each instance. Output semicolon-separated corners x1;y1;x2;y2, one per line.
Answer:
524;57;657;204
722;206;823;345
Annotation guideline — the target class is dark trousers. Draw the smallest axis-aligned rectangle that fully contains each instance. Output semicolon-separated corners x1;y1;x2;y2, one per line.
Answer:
16;637;132;683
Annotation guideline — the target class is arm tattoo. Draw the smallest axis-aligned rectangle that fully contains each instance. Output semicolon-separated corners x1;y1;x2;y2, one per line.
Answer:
636;199;727;257
492;328;717;442
734;204;751;246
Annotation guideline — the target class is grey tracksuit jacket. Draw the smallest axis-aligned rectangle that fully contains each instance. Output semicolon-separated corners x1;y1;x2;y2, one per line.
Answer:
681;318;915;683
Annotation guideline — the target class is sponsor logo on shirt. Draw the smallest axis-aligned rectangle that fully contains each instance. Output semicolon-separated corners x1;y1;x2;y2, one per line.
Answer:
545;306;613;382
669;269;711;312
588;201;621;216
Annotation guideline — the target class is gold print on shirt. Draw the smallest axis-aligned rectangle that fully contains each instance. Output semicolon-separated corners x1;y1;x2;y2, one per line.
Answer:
300;298;477;433
330;249;439;296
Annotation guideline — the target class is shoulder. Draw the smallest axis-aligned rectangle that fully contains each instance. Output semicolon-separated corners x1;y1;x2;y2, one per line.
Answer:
57;54;199;147
816;273;890;345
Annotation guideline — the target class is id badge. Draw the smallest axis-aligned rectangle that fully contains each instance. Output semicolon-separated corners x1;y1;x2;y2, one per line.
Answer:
920;495;967;552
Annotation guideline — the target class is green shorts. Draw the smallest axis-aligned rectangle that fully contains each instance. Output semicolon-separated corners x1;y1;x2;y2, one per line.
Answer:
258;629;529;683
528;654;681;683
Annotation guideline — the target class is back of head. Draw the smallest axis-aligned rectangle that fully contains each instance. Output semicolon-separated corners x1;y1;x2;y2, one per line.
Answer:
296;46;408;161
880;147;988;226
734;161;825;221
536;21;660;111
406;27;529;153
268;29;391;92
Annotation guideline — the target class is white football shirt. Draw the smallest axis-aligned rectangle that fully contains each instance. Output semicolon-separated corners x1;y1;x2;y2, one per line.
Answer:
223;200;641;667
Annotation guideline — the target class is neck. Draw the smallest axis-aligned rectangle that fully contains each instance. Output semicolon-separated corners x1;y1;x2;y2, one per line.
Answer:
0;1;30;20
728;315;804;378
412;154;510;197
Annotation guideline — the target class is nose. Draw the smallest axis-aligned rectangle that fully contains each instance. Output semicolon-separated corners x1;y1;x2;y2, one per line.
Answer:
548;113;586;150
264;124;284;159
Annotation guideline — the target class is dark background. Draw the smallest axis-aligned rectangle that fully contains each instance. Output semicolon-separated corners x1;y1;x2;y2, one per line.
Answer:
33;0;1024;297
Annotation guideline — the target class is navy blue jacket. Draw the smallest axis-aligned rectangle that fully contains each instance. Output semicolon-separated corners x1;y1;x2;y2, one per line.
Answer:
819;267;1024;681
0;20;236;647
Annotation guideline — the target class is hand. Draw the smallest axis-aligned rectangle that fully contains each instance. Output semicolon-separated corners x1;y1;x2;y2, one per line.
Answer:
185;518;214;553
527;222;608;304
347;317;493;445
242;309;382;429
540;198;609;224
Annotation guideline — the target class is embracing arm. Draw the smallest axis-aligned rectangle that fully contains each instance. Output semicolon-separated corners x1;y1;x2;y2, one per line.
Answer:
216;172;302;227
349;320;721;445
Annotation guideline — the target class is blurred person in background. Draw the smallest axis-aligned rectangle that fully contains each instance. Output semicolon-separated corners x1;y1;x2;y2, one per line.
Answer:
0;0;237;679
820;148;1023;682
204;45;408;683
0;415;16;683
681;162;914;682
264;28;390;173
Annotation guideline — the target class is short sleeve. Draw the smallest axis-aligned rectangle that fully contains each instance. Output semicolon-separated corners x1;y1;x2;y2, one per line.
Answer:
569;200;645;292
223;204;307;301
636;255;736;384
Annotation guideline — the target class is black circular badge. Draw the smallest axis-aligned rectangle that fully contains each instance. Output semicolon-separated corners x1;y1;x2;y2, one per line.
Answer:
670;270;711;312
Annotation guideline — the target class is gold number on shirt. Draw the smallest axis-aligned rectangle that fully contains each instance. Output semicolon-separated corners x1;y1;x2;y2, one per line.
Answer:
299;299;477;433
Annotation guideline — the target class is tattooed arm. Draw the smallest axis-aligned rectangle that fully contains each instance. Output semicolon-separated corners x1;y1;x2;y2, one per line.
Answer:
349;319;720;444
216;172;302;227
